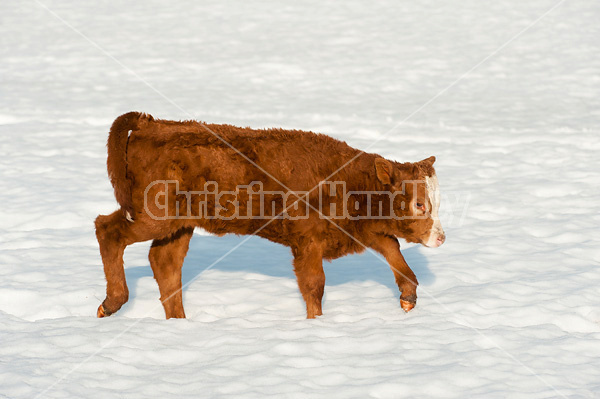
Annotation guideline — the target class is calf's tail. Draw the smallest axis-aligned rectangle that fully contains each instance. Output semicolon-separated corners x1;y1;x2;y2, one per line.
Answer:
106;111;154;221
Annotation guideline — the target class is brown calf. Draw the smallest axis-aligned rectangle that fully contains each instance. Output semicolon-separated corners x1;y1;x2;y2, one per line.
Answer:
95;112;445;319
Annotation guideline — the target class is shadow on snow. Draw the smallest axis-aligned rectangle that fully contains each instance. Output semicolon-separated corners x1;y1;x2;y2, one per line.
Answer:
123;231;435;306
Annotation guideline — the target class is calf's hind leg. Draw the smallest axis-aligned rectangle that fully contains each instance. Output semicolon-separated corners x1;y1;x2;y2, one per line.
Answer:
293;241;325;319
148;227;194;319
95;211;145;317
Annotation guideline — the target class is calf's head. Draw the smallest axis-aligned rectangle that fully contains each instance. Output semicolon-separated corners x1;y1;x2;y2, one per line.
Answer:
375;156;445;248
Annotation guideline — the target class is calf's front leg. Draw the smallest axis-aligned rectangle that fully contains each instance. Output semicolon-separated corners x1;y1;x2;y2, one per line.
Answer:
370;234;419;312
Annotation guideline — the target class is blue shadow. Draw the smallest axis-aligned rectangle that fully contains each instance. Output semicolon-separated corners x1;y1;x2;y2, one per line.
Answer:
122;233;435;313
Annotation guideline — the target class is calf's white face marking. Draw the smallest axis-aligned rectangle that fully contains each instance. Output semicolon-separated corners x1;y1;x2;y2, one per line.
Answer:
424;174;444;247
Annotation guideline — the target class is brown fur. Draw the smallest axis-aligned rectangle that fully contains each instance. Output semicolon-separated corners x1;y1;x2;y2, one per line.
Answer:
96;112;441;319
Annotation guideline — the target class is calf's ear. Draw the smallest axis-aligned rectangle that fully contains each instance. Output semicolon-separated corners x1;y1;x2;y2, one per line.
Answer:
421;156;436;165
375;158;393;185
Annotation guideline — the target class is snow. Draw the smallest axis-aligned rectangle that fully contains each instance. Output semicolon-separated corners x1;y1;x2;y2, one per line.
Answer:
1;0;600;397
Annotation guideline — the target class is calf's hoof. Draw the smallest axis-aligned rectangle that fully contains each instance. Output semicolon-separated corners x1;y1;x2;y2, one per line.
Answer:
400;300;415;312
97;293;128;318
97;304;109;318
97;302;118;318
400;294;417;312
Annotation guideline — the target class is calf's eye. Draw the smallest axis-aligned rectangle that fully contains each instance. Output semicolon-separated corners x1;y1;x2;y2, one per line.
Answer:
416;202;424;209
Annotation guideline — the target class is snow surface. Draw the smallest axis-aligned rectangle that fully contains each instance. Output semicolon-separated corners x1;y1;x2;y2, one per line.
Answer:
1;0;600;397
